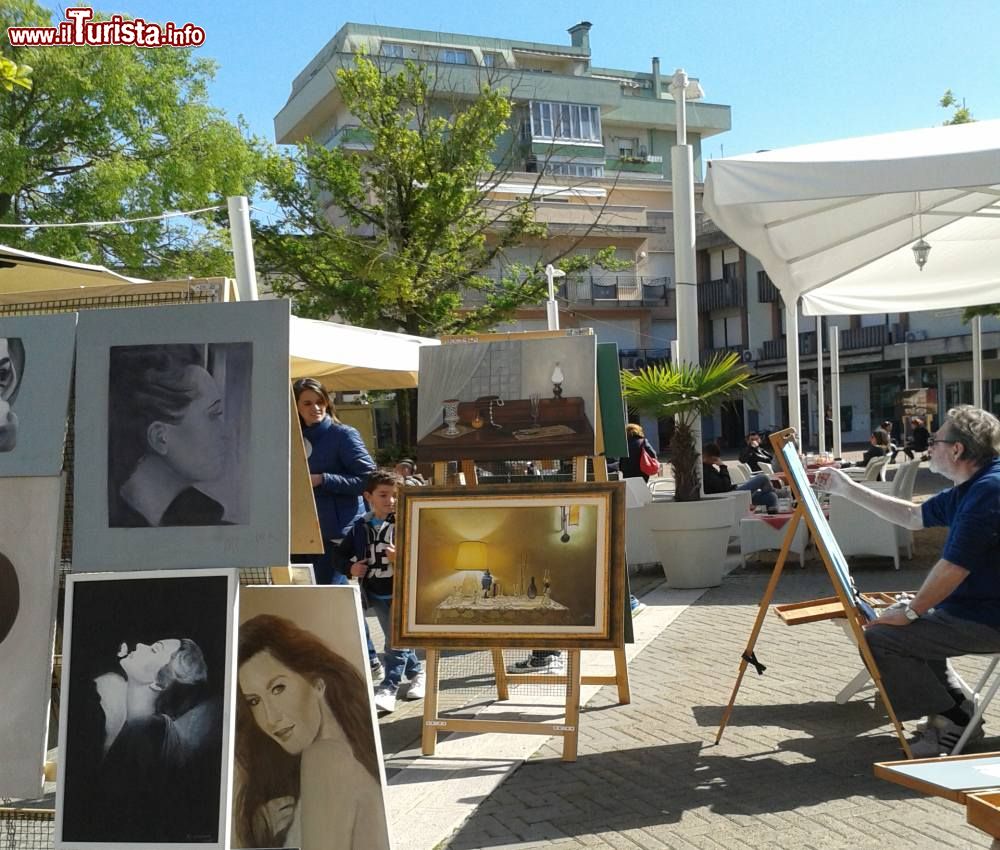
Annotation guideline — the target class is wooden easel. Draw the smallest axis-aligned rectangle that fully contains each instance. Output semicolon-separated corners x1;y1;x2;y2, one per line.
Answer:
715;427;913;758
419;455;629;762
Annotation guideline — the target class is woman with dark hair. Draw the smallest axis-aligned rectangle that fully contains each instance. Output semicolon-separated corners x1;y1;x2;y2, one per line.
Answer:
292;377;381;677
85;636;221;843
108;344;230;527
234;614;388;850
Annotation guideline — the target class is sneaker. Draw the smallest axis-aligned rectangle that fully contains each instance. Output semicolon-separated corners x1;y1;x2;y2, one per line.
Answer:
909;715;985;757
915;701;973;733
373;687;397;714
630;597;647;617
370;658;384;682
506;653;566;674
406;671;426;700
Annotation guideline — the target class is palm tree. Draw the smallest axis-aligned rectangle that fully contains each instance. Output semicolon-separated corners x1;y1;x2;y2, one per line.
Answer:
621;353;758;502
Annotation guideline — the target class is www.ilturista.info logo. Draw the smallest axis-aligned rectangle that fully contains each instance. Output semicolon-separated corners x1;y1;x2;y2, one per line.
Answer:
7;7;205;48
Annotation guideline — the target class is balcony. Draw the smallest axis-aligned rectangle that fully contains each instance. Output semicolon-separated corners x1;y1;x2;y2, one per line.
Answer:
619;348;671;371
761;335;818;360
700;344;745;364
461;275;672;308
605;154;665;178
698;277;745;312
840;324;889;350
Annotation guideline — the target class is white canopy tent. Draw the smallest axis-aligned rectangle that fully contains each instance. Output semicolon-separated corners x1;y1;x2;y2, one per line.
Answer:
289;316;438;390
704;120;1000;439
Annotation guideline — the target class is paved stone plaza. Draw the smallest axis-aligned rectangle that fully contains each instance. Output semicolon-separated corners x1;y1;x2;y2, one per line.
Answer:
374;466;1000;849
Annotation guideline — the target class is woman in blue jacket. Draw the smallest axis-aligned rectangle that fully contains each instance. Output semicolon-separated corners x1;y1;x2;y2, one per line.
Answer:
292;378;381;675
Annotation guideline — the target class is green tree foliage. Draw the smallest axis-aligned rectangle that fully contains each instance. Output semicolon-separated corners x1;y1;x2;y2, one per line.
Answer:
0;57;31;92
940;89;973;125
255;54;628;337
0;1;262;278
621;354;758;501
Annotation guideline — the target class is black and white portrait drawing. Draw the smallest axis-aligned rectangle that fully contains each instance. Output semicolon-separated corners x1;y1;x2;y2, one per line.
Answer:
0;314;76;476
0;336;25;452
0;477;64;799
56;570;238;850
233;586;390;850
72;301;291;571
107;342;251;528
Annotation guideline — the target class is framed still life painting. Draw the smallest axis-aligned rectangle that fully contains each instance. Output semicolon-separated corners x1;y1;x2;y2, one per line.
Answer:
72;300;290;571
392;481;626;649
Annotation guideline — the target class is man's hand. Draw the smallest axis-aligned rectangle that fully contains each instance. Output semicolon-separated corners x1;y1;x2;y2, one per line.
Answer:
384;544;396;564
863;601;910;629
349;561;366;577
814;466;852;496
310;473;323;487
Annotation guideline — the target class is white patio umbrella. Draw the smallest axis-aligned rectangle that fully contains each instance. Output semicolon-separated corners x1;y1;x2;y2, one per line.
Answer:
704;120;1000;437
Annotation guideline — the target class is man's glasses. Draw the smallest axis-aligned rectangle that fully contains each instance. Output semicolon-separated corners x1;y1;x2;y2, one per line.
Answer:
927;437;957;447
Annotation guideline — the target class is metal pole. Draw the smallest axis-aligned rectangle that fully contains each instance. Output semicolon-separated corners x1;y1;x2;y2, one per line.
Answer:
830;325;842;458
227;196;259;301
545;264;561;331
816;316;825;454
785;300;801;443
903;341;910;390
973;315;984;408
670;69;701;486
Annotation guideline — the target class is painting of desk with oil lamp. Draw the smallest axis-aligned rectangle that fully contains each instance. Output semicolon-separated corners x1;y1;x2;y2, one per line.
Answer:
415;333;597;463
392;482;625;650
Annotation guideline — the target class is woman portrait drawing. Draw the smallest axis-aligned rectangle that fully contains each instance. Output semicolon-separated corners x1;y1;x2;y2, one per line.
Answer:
107;343;248;527
234;614;390;850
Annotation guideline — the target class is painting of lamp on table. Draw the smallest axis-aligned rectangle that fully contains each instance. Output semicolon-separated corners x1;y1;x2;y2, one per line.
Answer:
418;378;595;462
433;540;572;626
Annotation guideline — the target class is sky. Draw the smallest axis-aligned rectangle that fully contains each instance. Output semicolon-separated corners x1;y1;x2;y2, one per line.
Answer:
47;0;1000;162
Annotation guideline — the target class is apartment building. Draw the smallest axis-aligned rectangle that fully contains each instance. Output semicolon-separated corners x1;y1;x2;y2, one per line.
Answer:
698;224;1000;450
275;21;732;445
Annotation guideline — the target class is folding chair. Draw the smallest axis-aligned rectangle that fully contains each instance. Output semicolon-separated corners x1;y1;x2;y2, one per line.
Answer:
952;655;1000;755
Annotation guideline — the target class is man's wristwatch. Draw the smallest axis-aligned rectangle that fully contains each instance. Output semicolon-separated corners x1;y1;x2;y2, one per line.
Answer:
903;603;921;621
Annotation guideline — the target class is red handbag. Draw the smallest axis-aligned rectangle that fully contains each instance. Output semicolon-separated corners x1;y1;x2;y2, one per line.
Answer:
638;441;659;476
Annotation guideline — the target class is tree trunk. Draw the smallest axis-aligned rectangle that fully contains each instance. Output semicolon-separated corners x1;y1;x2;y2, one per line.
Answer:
394;388;418;451
671;417;701;502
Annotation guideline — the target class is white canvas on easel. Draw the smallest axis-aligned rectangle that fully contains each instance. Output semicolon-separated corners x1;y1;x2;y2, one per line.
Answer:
0;475;64;798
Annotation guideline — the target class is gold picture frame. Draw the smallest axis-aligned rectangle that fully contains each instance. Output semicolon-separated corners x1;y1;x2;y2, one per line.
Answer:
392;481;625;649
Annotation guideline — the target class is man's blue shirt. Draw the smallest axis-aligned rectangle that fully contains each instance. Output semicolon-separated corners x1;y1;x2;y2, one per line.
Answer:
922;458;1000;625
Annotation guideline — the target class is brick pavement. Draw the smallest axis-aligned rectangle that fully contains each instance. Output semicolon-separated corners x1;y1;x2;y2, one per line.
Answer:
435;545;998;850
370;462;997;849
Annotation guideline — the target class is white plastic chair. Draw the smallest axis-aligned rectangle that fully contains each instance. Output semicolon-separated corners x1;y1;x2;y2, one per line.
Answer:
757;461;775;477
728;463;750;485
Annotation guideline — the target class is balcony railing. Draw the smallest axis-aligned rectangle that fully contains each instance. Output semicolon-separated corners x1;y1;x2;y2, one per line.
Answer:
461;276;672;307
840;324;889;350
699;277;745;312
700;344;744;363
618;348;671;371
761;335;818;360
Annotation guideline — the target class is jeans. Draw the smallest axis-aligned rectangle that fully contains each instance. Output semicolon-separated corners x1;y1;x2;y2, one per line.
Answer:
866;610;1000;720
368;592;421;691
736;473;778;509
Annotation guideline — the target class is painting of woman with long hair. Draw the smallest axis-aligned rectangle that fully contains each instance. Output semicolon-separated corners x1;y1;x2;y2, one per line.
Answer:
234;612;390;850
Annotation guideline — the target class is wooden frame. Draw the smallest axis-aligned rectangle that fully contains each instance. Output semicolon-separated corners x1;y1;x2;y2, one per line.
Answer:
393;481;626;650
716;427;911;757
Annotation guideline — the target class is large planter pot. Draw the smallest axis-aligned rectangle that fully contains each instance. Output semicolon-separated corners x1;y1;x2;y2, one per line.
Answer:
647;494;733;588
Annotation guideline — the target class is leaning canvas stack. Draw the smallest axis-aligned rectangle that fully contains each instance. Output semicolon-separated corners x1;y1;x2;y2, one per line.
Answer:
0;300;392;850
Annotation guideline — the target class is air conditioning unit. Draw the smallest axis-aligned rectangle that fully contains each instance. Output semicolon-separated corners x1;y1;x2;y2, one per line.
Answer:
741;349;755;363
645;154;663;163
905;330;929;343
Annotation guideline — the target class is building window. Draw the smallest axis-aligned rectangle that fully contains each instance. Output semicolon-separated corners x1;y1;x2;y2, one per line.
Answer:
530;101;602;143
381;42;405;58
441;48;470;65
482;52;500;68
546;162;605;178
617;137;638;158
